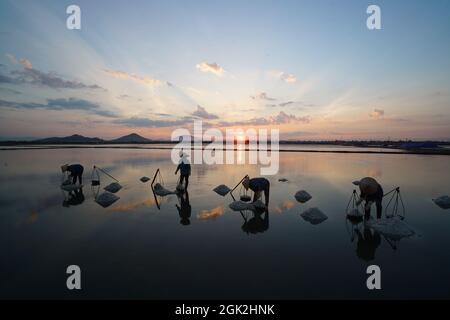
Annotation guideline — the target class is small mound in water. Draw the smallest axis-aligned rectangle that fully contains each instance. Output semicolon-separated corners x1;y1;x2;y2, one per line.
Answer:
295;190;312;203
229;200;266;212
140;176;150;183
366;217;415;240
153;183;176;196
278;178;288;182
95;192;120;208
229;201;254;211
433;195;450;209
300;207;328;225
213;184;231;196
104;182;122;193
61;183;83;192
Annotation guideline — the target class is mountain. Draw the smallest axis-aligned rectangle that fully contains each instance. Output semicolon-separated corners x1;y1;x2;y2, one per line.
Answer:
33;134;105;144
109;133;151;143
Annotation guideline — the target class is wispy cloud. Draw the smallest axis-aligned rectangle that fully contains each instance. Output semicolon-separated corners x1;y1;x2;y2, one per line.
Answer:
0;98;117;117
196;62;225;77
219;111;310;127
270;70;297;84
4;54;104;90
251;92;276;101
103;69;162;86
279;101;294;107
113;116;193;128
369;108;384;119
191;105;219;119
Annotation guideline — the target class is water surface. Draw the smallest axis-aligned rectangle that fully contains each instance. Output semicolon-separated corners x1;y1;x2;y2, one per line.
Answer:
1;148;449;299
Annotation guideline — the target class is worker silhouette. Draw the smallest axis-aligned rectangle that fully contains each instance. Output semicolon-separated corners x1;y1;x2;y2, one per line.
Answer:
353;177;383;219
61;164;84;185
176;191;191;226
175;151;191;191
242;176;270;207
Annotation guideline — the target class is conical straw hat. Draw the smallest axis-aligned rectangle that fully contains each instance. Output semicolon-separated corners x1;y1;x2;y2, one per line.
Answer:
357;177;379;195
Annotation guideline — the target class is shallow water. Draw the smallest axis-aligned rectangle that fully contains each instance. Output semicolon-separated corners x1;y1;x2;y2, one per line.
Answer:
1;148;449;299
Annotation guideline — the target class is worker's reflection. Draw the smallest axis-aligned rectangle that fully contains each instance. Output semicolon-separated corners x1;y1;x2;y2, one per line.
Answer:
355;226;381;261
241;207;269;234
62;188;85;207
176;191;191;226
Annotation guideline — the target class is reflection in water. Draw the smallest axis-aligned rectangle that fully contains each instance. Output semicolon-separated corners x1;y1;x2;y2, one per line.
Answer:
197;206;224;220
62;188;85;207
176;191;191;226
108;197;157;213
241;208;270;235
355;227;381;262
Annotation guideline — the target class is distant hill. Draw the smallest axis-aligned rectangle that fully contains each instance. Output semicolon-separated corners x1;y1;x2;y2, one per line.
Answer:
109;133;151;143
33;134;105;144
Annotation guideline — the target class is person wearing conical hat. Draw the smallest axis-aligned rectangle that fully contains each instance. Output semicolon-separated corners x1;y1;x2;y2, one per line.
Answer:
353;177;383;219
242;176;270;207
175;150;191;191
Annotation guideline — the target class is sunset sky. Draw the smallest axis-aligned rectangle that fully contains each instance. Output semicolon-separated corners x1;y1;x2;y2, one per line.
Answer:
0;0;449;140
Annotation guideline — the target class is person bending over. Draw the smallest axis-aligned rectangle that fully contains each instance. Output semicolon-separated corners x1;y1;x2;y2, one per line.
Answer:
353;177;383;219
61;164;84;185
242;176;270;207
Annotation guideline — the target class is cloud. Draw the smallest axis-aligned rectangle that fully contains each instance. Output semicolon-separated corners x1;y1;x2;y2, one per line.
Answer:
5;54;104;90
370;108;385;119
274;101;315;108
113;116;193;128
0;97;117;117
19;58;32;69
0;87;21;95
279;101;294;107
103;69;162;86
0;73;17;84
191;105;219;119
196;62;225;76
219;111;310;127
251;92;276;101
271;71;297;84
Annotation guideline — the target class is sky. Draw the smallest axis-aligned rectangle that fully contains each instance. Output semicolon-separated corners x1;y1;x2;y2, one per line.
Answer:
0;0;449;140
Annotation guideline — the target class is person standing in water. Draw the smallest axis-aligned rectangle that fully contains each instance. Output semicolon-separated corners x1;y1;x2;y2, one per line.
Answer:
353;177;384;219
175;151;191;190
242;176;270;207
61;164;84;185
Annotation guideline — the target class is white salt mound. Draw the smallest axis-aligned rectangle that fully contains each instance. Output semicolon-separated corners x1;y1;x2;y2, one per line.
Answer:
295;190;312;203
153;183;176;196
367;217;415;240
229;201;254;211
213;184;231;196
61;184;83;192
140;176;150;183
104;182;122;193
300;207;328;225
95;192;120;208
433;195;450;209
